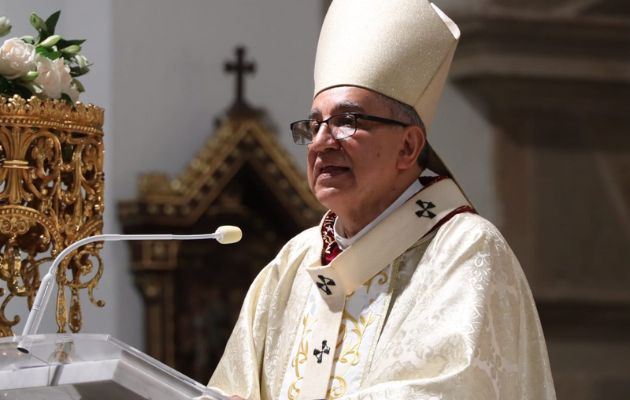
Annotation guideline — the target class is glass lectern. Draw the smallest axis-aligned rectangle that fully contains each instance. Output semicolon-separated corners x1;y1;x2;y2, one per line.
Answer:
0;334;226;400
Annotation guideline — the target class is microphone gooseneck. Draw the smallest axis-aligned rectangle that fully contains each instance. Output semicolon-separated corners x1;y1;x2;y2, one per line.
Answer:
17;226;242;353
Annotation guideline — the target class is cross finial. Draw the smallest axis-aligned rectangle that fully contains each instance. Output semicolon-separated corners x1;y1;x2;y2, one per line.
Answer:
224;46;256;106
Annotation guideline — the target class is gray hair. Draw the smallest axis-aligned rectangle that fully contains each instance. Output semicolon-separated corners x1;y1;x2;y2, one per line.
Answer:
379;94;430;168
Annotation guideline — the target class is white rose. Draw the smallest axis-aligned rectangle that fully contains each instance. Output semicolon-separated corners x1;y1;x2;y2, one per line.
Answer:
0;38;36;79
35;56;74;100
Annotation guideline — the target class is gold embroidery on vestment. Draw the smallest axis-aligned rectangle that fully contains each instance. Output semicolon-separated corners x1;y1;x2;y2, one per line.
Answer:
328;376;347;399
284;265;393;399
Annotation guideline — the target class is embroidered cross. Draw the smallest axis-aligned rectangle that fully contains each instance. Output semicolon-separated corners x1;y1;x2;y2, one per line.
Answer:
415;199;436;219
316;275;336;295
313;340;330;363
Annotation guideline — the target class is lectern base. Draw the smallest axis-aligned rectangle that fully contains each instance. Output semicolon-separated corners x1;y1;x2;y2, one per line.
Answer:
0;334;225;400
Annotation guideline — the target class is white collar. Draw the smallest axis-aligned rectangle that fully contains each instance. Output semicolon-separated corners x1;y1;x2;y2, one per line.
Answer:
333;179;423;250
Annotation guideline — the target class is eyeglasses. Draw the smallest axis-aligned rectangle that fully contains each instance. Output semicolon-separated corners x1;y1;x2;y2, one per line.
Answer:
290;112;408;145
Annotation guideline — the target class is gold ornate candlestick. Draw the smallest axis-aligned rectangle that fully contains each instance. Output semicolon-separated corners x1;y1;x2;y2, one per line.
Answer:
0;95;104;336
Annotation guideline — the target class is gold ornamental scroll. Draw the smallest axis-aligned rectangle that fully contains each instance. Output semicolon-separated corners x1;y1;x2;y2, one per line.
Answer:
0;95;105;336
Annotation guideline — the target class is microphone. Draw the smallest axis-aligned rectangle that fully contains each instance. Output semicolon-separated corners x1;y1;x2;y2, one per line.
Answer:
16;225;242;353
214;225;242;244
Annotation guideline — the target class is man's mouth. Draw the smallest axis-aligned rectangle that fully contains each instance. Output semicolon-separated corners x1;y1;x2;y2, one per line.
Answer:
319;165;350;175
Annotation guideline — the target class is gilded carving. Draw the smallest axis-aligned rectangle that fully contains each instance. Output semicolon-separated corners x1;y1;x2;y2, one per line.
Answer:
0;95;105;336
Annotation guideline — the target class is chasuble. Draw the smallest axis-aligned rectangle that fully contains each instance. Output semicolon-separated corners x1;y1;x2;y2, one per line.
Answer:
208;180;556;399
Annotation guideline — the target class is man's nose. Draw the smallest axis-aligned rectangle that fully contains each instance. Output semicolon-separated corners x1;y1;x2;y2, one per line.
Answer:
309;123;339;151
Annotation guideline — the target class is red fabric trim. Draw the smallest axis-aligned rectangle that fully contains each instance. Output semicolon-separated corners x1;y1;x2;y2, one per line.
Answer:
321;211;341;265
425;205;476;237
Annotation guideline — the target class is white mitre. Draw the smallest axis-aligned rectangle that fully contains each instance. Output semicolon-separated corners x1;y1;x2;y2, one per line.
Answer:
314;0;460;178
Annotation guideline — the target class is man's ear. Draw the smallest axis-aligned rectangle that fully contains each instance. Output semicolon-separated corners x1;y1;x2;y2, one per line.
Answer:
396;125;425;171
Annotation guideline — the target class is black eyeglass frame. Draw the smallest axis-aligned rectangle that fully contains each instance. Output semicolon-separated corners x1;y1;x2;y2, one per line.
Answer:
290;112;409;145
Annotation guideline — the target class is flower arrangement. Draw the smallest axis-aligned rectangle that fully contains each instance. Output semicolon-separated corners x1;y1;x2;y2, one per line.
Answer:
0;11;89;103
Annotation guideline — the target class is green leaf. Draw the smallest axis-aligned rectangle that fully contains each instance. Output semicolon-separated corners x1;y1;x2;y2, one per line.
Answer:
0;16;11;38
45;11;61;35
57;38;86;48
12;82;34;100
70;65;90;77
60;93;73;105
36;46;62;60
72;79;85;93
29;13;47;35
0;76;11;94
23;81;42;96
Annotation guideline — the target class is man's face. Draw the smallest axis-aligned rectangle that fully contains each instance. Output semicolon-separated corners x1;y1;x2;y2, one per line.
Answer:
307;86;407;216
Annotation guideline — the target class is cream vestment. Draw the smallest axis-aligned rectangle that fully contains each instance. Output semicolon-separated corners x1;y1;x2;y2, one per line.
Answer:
208;179;556;399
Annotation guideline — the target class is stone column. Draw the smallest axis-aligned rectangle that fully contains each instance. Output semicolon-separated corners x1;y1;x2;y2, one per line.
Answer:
448;1;630;398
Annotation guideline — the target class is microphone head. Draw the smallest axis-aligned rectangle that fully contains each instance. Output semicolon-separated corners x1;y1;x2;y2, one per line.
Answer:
215;225;242;244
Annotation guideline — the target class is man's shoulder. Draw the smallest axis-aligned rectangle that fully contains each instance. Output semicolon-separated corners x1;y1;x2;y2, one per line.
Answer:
247;226;321;295
284;225;321;251
441;211;499;231
434;212;508;248
422;212;525;284
270;225;321;270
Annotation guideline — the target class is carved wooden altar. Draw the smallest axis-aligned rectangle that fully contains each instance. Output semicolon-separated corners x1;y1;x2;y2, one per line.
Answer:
118;48;323;382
